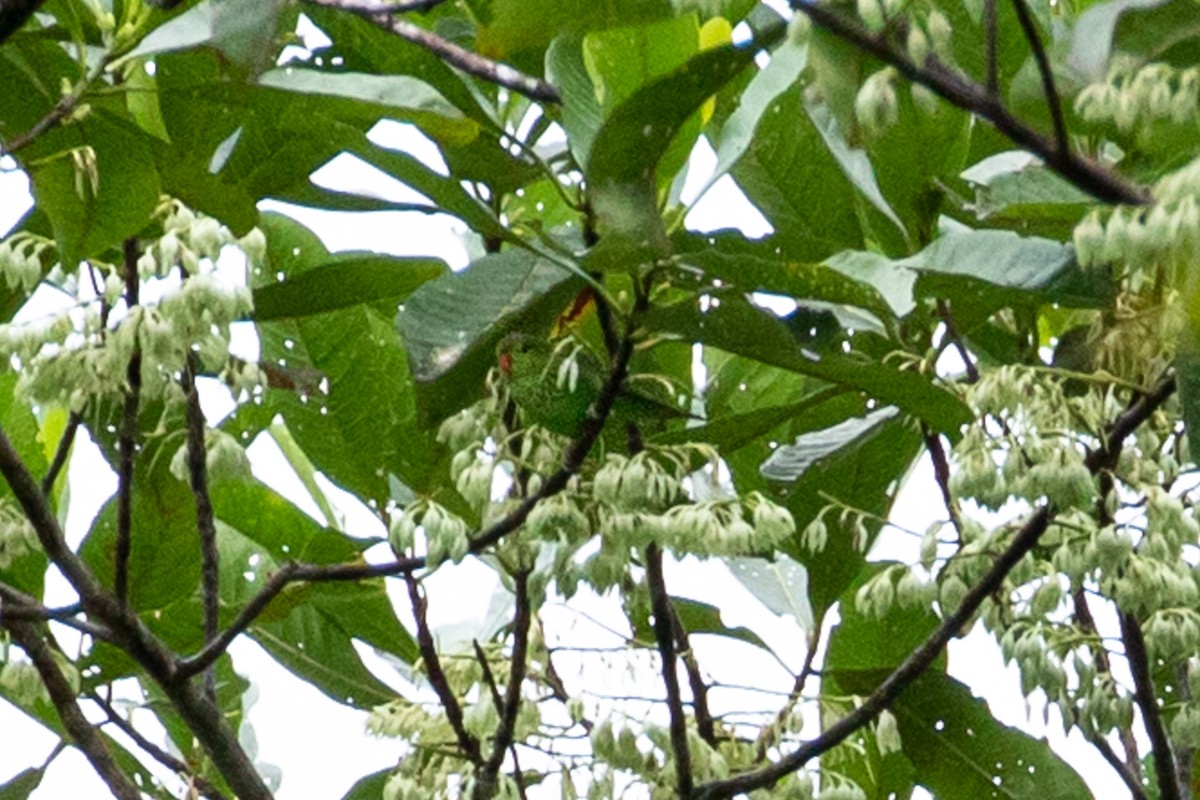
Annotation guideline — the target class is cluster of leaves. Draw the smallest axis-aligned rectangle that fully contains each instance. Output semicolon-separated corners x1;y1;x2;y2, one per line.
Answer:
2;0;1200;799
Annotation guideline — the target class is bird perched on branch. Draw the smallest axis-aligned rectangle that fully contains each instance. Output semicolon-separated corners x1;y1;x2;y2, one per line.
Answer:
496;332;691;441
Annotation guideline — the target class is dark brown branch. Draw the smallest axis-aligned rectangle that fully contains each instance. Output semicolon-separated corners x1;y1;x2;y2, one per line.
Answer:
1082;720;1148;800
299;0;560;103
181;353;220;699
475;571;533;800
788;0;1147;205
1073;589;1143;781
670;606;717;748
1120;611;1182;800
647;543;692;797
1007;0;1068;155
0;0;46;48
406;572;482;763
0;426;275;800
922;424;963;545
179;331;638;680
114;238;142;607
40;412;79;495
694;375;1177;799
755;631;820;762
4;620;142;800
90;690;231;800
0;584;111;641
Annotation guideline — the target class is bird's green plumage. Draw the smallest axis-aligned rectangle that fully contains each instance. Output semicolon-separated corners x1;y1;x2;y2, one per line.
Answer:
497;332;688;440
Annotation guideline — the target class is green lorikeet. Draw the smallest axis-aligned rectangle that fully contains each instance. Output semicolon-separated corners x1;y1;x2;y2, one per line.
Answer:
496;332;691;440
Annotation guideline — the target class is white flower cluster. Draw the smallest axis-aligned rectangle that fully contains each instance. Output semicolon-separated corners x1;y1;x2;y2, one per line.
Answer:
389;499;472;566
854;564;937;618
1075;59;1199;134
0;498;38;570
0;233;50;295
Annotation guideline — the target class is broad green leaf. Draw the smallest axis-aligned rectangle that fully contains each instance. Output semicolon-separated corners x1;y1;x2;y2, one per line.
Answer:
123;0;290;74
652;295;971;435
237;213;441;498
474;0;673;59
256;68;479;145
586;27;773;259
399;246;585;424
670;596;774;653
726;554;814;633
961;152;1094;238
253;255;448;321
0;374;49;597
729;81;865;261
699;32;807;201
340;769;392;800
1071;0;1200;80
27;111;161;268
760;407;899;482
886;674;1092;800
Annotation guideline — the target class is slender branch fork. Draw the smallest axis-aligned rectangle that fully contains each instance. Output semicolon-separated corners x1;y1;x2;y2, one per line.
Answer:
298;0;561;104
788;0;1147;206
691;375;1177;799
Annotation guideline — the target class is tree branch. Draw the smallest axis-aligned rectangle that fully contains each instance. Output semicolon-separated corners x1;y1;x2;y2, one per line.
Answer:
89;690;231;800
788;0;1147;205
1007;0;1068;156
646;543;692;797
471;640;529;800
40;412;78;496
475;570;533;800
0;0;46;47
693;375;1177;799
182;353;220;699
1120;610;1182;800
179;330;638;679
299;0;560;103
114;238;142;607
936;300;979;384
0;585;111;641
984;0;998;98
406;572;482;763
670;605;717;748
4;620;142;800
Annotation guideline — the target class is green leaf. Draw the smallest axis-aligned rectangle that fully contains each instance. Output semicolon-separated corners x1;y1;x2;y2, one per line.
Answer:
1177;329;1200;461
883;674;1092;800
760;407;899;482
340;769;392;800
399;246;585;424
726;554;814;633
0;767;43;800
651;295;971;436
123;0;290;74
474;0;672;59
729;81;865;261
585;27;772;258
253;255;448;321
670;596;774;653
0;374;49;596
1071;0;1200;80
27;111;161;267
960;152;1095;238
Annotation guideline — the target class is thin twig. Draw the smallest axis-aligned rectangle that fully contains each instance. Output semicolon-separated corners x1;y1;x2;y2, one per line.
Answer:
1007;0;1069;156
181;353;220;699
114;238;142;607
0;585;111;641
471;641;530;800
670;606;717;748
922;424;964;543
179;329;639;680
788;0;1146;205
1;51;111;155
299;0;560;103
1120;611;1182;800
647;543;692;797
475;570;533;800
40;413;79;495
937;300;979;384
755;630;820;762
90;690;231;800
693;376;1177;799
4;620;142;800
406;572;482;763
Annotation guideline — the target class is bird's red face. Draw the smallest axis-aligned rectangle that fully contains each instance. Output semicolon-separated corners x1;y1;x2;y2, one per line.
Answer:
498;351;512;375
